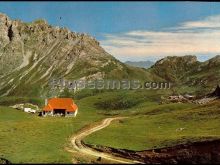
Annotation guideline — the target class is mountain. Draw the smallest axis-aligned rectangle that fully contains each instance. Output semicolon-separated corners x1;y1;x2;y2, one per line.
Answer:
149;55;220;94
0;13;154;97
125;60;154;69
150;55;200;83
0;13;219;97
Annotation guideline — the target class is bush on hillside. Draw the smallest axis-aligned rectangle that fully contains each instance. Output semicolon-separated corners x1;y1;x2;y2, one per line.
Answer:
0;97;44;106
94;95;143;110
73;89;107;100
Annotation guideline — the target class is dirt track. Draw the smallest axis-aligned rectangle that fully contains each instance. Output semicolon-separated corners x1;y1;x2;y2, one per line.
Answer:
68;117;142;164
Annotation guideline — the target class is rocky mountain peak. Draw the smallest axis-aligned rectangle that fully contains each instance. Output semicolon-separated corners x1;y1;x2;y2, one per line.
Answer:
1;12;219;97
0;13;130;96
153;55;198;67
0;13;11;23
201;55;220;68
32;19;48;25
0;13;23;43
208;55;220;63
150;55;200;83
0;12;101;46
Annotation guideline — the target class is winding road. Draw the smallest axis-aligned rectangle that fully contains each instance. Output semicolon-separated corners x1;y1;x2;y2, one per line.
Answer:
68;117;142;164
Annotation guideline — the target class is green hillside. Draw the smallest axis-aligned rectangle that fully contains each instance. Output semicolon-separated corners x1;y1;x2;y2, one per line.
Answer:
0;99;106;163
85;98;220;151
0;86;220;163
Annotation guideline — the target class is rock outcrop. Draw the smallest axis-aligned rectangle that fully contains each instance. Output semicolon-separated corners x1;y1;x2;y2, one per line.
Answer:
150;55;220;92
0;13;147;97
0;157;11;164
209;85;220;97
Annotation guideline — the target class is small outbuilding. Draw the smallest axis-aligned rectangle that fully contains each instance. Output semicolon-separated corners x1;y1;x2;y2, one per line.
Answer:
24;108;36;113
42;98;78;117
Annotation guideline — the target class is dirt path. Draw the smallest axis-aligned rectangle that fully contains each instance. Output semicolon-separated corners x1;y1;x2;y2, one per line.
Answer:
68;117;142;164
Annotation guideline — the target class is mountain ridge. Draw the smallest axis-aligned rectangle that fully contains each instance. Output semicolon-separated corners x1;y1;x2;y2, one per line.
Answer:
0;13;153;97
0;13;220;97
150;55;220;94
125;60;154;69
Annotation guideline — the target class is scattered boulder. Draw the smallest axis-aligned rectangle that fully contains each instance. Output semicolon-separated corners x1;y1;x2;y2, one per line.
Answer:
10;103;24;110
10;103;39;113
165;85;220;105
193;85;220;105
0;158;11;164
208;85;220;98
97;157;102;161
194;97;217;105
166;95;194;103
176;128;185;132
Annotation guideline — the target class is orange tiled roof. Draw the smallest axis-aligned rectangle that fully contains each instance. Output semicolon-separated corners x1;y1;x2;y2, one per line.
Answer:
43;98;78;112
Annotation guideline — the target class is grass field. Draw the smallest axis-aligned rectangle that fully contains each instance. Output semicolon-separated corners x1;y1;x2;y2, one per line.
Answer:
84;100;220;151
0;98;105;163
0;89;219;163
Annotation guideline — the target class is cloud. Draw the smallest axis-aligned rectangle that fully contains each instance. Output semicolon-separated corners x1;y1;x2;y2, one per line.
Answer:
178;15;220;29
100;14;220;61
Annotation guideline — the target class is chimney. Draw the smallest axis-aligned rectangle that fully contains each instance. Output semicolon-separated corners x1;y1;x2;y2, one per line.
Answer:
45;98;48;106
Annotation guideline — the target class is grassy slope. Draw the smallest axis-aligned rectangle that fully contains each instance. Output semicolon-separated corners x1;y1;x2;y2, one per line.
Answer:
0;98;105;163
84;100;220;151
1;89;220;163
0;89;171;163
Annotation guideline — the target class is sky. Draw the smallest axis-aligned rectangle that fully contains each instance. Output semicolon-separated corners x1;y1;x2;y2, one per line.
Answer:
0;2;220;62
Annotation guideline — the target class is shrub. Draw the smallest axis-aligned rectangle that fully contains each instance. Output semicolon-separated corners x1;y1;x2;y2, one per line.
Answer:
94;95;142;110
73;89;106;100
0;97;44;107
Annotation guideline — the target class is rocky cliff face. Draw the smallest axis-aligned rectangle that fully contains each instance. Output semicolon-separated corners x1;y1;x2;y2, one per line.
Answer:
151;55;201;83
0;13;116;76
0;13;144;96
0;13;219;97
150;55;220;91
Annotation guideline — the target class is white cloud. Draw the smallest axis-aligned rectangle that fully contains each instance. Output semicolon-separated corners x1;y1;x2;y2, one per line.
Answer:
179;15;220;29
100;14;220;62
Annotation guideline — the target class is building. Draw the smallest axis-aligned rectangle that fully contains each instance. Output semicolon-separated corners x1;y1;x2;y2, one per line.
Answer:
42;98;78;117
24;108;36;113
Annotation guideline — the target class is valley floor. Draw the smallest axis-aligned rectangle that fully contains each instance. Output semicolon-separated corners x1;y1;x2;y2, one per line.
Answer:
0;90;220;163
